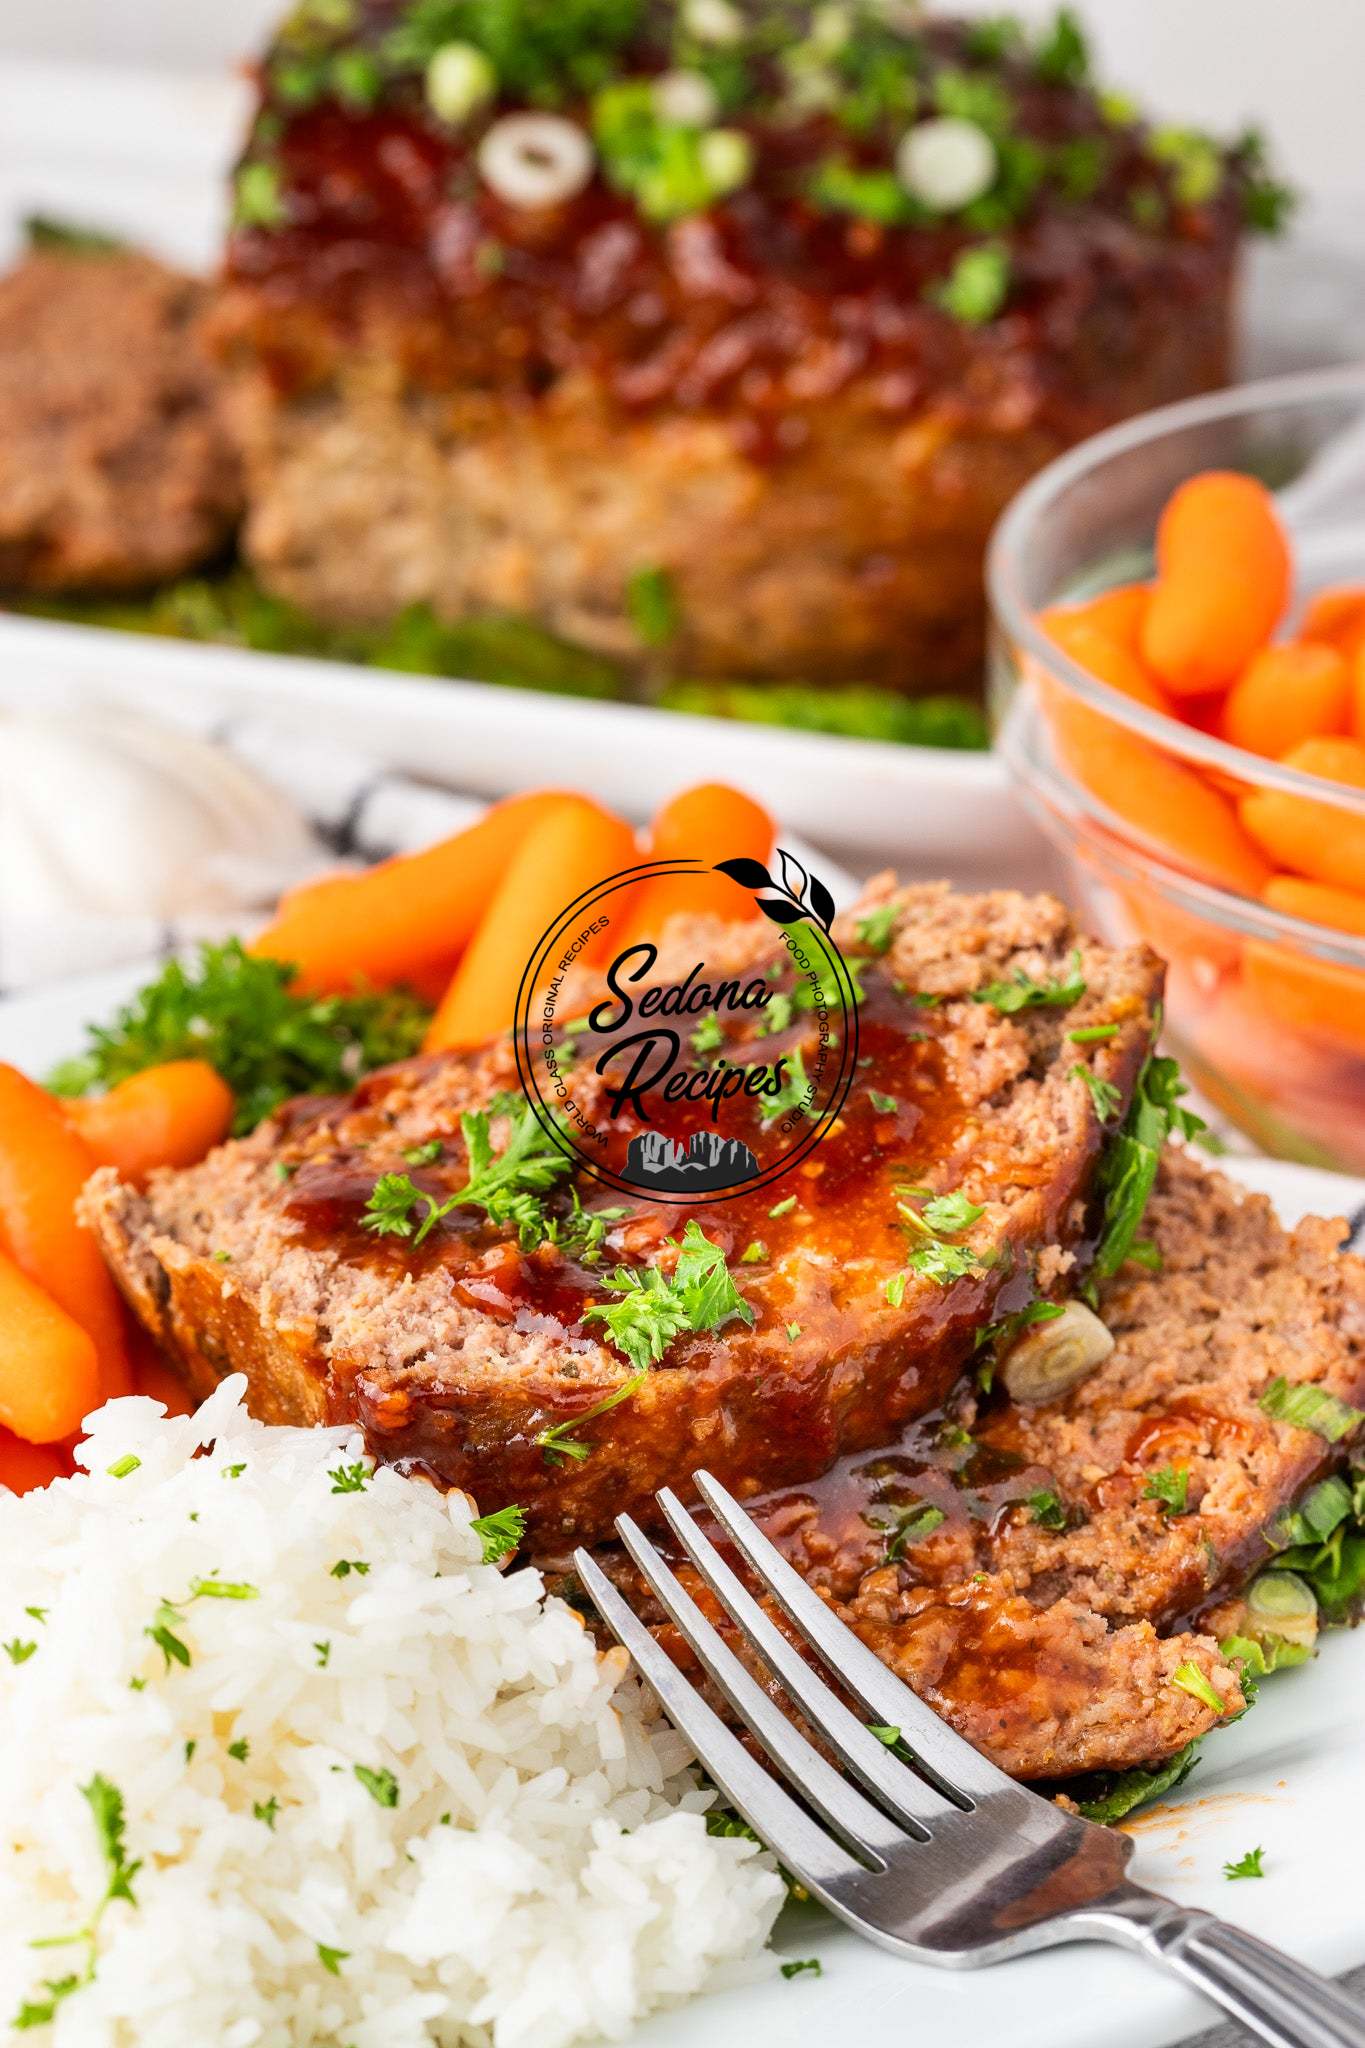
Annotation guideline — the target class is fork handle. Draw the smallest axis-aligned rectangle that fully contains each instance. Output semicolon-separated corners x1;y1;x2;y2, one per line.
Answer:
1074;1885;1365;2048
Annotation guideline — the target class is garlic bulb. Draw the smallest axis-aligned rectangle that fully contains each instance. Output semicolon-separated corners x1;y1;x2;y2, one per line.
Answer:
0;708;324;929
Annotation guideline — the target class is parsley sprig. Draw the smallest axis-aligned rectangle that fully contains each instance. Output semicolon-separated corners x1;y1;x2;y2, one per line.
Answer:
536;1372;648;1466
584;1221;754;1372
363;1095;575;1249
46;940;430;1136
14;1775;140;2028
1087;1048;1204;1293
469;1505;527;1563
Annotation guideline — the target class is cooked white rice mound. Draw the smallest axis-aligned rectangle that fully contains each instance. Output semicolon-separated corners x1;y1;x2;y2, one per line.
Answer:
0;1377;783;2047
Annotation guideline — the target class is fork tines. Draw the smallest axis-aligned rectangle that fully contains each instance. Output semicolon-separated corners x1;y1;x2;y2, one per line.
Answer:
572;1469;1014;1919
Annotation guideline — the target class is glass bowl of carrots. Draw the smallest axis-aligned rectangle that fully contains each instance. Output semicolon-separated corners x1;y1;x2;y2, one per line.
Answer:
989;365;1365;1171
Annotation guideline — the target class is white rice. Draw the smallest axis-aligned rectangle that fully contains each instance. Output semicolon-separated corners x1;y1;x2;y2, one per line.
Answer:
0;1377;783;2047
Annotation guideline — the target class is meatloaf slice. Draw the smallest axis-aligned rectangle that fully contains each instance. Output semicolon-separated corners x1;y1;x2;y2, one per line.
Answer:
85;883;1160;1546
0;250;242;592
691;1148;1365;1780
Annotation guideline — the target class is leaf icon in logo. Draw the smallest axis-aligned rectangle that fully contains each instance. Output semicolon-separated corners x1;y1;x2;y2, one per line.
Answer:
777;848;809;905
756;898;805;927
807;874;836;933
714;857;773;891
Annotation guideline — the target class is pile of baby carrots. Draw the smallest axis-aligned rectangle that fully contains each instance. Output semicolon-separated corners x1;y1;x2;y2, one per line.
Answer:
1040;469;1365;1061
0;782;773;1493
254;779;774;1042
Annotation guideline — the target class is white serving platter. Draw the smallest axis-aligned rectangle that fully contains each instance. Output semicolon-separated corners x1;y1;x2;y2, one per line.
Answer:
4;957;1365;2048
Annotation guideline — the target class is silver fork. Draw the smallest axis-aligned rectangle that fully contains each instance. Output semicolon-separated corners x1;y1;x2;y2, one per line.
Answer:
574;1471;1365;2048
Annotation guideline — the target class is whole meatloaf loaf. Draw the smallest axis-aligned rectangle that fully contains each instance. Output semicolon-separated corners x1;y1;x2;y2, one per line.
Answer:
84;882;1161;1545
211;1;1283;692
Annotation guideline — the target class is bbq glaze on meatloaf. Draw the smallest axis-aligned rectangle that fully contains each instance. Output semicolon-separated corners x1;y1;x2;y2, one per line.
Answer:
212;1;1274;691
0;249;242;593
634;1149;1365;1782
85;882;1161;1545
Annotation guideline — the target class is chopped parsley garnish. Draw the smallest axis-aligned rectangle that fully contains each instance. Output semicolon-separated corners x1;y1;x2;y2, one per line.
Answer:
314;1640;331;1667
1025;1490;1068;1531
1143;1465;1191;1517
626;563;680;645
876;1501;947;1561
106;1454;141;1479
786;1322;802;1342
1088;1048;1204;1293
690;1010;725;1054
13;1774;140;2027
4;1638;37;1665
855;904;897;955
222;1463;246;1479
1034;6;1089;86
45;940;431;1136
584;1221;754;1371
469;1505;527;1564
768;1195;797;1219
972;951;1085;1014
781;1957;823;1981
142;1578;258;1677
328;1461;370;1494
1223;1845;1266;1881
868;1723;901;1746
227;1739;250;1763
316;1944;349;1976
402;1139;443;1167
354;1764;399;1808
363;1097;574;1250
917;1191;985;1236
929;242;1011;325
740;1240;767;1263
1259;1377;1365;1444
253;1797;281;1831
868;1089;899;1115
1072;1064;1121;1122
757;1045;810;1124
330;1558;370;1578
1172;1662;1227;1715
1068;1023;1118;1044
536;1372;648;1466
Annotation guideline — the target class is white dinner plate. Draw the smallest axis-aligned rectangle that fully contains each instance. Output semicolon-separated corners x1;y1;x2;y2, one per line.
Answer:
3;965;1365;2048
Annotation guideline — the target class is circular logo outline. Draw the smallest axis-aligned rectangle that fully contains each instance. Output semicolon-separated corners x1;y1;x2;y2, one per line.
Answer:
511;856;860;1204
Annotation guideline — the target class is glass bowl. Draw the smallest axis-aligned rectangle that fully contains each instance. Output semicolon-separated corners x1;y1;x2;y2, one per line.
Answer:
987;365;1365;1172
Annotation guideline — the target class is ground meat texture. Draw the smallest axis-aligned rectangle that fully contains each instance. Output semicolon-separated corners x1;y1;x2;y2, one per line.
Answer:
83;883;1160;1546
214;7;1244;689
647;1149;1365;1782
0;251;243;593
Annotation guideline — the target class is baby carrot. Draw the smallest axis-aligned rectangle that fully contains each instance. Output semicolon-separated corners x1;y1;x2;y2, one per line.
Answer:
254;789;572;995
1242;943;1365;1060
1041;584;1150;656
1240;737;1365;891
1263;875;1365;936
425;799;639;1051
1052;711;1270;896
0;1252;102;1442
0;1426;70;1494
0;1064;131;1400
1142;472;1291;696
615;784;776;946
1301;584;1365;658
1221;642;1349;760
1040;613;1173;712
67;1060;235;1186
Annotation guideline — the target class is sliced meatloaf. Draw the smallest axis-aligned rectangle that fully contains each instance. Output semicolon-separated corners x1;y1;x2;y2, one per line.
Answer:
656;1147;1365;1781
0;249;242;593
85;883;1160;1545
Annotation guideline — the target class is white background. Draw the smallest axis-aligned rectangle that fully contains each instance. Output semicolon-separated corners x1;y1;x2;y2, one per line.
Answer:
2;0;1363;212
